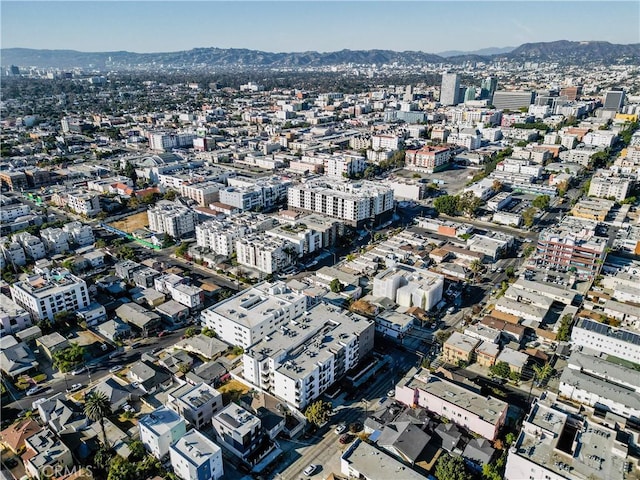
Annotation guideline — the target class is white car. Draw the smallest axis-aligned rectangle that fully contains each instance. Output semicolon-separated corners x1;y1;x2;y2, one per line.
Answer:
387;389;395;397
303;464;318;476
109;365;123;373
71;366;87;375
334;424;347;435
66;383;83;393
26;385;46;396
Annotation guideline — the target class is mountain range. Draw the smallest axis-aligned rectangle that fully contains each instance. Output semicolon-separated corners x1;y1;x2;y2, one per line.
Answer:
2;40;639;70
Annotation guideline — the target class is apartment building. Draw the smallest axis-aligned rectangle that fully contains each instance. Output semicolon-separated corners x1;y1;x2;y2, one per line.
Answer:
66;191;102;216
440;72;461;106
167;382;223;429
371;134;402;151
572;318;640;364
559;350;640;419
236;234;297;274
211;404;265;464
443;332;481;364
10;268;90;321
40;227;70;255
491;91;535;111
0;294;32;336
396;369;508;440
588;171;633;201
149;132;196;152
62;221;95;246
324;154;366;178
179;181;222;207
243;303;375;409
536;218;607;279
22;428;73;480
12;232;46;260
139;407;187;459
201;281;307;348
195;214;276;257
170;430;224;480
154;274;204;310
1;240;26;266
405;146;451;173
372;265;444;311
264;224;323;257
148;201;198;238
288;179;394;227
505;393;632;480
220;177;290;211
0;203;30;222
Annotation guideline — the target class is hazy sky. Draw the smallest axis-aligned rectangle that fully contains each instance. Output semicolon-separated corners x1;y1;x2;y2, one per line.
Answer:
2;1;639;53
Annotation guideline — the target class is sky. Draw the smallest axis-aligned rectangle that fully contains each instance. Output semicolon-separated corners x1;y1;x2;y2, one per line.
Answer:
2;1;639;54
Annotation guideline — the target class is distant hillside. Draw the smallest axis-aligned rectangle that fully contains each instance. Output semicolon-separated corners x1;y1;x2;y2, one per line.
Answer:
2;40;639;70
437;46;515;58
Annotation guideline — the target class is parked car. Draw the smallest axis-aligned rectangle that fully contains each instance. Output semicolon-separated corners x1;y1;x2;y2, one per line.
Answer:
71;366;87;375
157;330;168;338
339;434;352;444
303;464;318;476
130;342;142;348
334;424;347;435
66;383;83;393
26;385;46;396
387;389;395;397
109;365;123;373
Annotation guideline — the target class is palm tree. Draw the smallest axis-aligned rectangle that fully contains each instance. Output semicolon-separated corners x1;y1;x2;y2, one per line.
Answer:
84;391;112;448
469;259;484;283
528;363;553;402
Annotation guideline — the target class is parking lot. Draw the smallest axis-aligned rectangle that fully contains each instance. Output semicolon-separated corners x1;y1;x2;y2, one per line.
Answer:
394;165;474;196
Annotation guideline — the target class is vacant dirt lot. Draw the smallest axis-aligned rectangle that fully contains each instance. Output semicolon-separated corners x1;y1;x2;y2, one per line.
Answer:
110;211;149;233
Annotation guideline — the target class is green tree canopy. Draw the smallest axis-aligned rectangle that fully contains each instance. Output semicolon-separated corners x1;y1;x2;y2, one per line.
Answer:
84;391;112;447
53;342;85;373
433;195;459;216
532;195;551;210
329;278;344;293
435;454;472;480
304;399;333;426
522;207;537;227
489;361;511;379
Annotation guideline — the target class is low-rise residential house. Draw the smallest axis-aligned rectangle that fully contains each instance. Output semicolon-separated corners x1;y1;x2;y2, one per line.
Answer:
170;430;224;480
36;332;69;361
89;377;132;411
76;302;107;326
463;438;496;470
127;360;172;394
115;303;162;336
0;419;42;455
167;382;223;429
376;421;431;466
340;439;429;480
156;300;189;326
96;319;132;342
496;347;528;374
22;428;73;480
475;341;500;368
173;334;228;361
0;342;39;378
0;294;32;336
139;407;187;460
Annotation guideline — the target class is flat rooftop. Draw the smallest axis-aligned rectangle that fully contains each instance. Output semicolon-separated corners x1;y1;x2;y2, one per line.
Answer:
341;439;428;480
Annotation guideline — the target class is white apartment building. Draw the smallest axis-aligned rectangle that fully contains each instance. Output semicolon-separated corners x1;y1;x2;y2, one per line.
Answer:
371;134;401;151
12;232;46;261
195;214;276;257
154;274;203;310
0;203;30;222
170;430;224;480
139;407;187;459
67;191;102;216
505;393;630;480
211;404;263;463
10;268;90;321
571;318;640;364
265;224;322;257
149;132;196;152
201;281;307;348
373;265;444;311
167;382;223;429
448;128;482;151
62;221;95;247
0;293;32;336
1;240;26;266
40;227;70;255
495;158;543;178
148;201;198;238
324;154;366;178
583;130;617;148
243;303;375;409
384;179;427;201
405;146;451;173
236;234;296;274
288;179;394;226
588;171;632;201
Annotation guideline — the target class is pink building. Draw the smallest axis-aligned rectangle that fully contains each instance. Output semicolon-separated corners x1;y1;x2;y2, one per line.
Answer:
395;369;508;440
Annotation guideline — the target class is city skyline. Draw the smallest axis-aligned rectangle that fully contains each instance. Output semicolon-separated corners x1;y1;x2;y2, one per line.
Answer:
2;1;639;54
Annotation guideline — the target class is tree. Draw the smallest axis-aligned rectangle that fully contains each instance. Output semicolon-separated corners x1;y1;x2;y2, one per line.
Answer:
457;191;482;218
557;314;572;341
53;343;85;373
492;180;503;193
509;370;521;383
532;195;551;211
529;362;554;401
123;161;138;184
482;463;502;480
126;439;146;462
304;399;333;427
141;192;158;205
505;266;515;278
201;327;217;338
489;361;511;379
163;189;178;201
95;238;107;249
107;455;136;480
184;327;197;338
329;278;344;293
175;242;189;257
433;195;459;216
84;391;112;447
435;454;472;480
522;207;537;227
469;259;484;282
